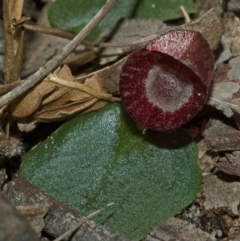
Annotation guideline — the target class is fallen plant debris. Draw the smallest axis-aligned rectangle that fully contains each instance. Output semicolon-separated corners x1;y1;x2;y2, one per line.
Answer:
0;190;39;241
0;126;23;160
53;203;115;241
3;177;129;241
77;8;223;94
203;119;240;152
9;65;119;123
17;202;51;237
216;159;240;178
0;0;119;108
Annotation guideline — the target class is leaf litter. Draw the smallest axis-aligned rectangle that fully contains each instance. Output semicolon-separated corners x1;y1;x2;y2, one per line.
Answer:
9;65;119;124
1;0;240;241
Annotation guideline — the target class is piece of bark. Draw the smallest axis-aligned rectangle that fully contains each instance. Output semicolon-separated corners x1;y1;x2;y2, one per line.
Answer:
144;228;183;241
145;218;212;241
0;191;39;241
216;161;240;177
17;202;51;237
3;177;213;241
2;177;129;241
202;174;240;216
203;119;240;151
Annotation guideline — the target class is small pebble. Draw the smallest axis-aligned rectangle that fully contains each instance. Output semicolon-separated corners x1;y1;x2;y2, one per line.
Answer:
216;229;222;237
191;205;196;211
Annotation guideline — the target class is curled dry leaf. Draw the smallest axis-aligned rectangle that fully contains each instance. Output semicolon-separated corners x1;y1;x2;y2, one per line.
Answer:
9;81;57;118
0;80;23;95
9;65;119;122
35;75;109;122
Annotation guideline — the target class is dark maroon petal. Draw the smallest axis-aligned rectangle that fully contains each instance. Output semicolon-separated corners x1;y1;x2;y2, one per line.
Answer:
146;30;214;88
119;30;215;131
120;48;208;131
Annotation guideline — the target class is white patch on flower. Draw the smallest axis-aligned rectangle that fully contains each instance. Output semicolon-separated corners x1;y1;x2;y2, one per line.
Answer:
145;65;194;112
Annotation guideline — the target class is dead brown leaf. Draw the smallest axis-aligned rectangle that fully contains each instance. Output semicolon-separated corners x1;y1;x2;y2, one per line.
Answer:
0;80;23;95
9;65;119;122
9;80;57;118
62;50;97;72
36;98;106;122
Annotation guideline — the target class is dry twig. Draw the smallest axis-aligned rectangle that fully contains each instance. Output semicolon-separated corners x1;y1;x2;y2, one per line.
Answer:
180;5;191;23
3;0;24;84
53;203;115;241
0;0;118;108
19;24;93;48
48;74;120;102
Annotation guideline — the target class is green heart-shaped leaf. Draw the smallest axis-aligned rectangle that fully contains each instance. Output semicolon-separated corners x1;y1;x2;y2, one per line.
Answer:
20;103;201;240
48;0;195;41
